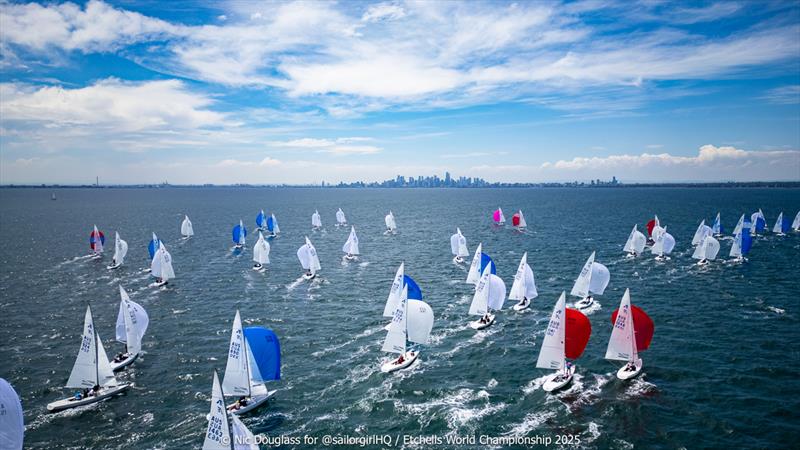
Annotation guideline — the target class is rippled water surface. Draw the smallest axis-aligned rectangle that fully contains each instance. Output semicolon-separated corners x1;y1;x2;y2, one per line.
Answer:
1;187;799;449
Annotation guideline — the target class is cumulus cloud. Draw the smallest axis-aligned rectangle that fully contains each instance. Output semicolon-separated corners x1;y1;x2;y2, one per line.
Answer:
269;137;381;155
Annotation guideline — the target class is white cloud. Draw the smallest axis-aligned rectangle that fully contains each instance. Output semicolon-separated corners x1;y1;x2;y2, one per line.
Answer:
268;137;381;155
362;3;406;22
760;85;800;105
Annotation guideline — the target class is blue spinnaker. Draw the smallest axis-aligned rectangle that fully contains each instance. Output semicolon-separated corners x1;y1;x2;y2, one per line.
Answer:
403;275;423;300
233;224;247;244
148;238;159;259
256;211;266;228
741;225;753;254
267;216;275;232
243;327;281;382
480;253;496;275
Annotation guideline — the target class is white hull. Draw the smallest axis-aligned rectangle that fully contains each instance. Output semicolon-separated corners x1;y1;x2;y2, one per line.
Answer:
252;264;265;272
380;351;418;373
469;314;495;330
343;254;357;261
229;389;276;415
46;383;131;412
696;259;708;266
624;252;636;259
654;255;670;261
616;359;643;380
575;297;594;310
452;256;465;264
150;280;168;288
106;262;122;270
512;298;530;312
109;353;139;372
542;366;575;393
302;272;316;281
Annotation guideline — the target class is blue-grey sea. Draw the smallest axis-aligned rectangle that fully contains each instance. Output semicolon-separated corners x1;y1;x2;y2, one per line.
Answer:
1;187;798;449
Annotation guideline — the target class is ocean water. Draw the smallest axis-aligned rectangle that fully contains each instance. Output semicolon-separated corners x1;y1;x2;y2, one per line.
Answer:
1;187;798;449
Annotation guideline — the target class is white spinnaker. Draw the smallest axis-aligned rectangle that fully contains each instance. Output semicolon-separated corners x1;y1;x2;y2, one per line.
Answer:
588;262;610;295
203;372;231;450
693;235;720;260
67;306;100;389
230;415;259;450
115;286;148;355
605;289;637;362
691;220;708;246
465;243;483;284
509;255;538;301
312;210;322;228
730;228;744;258
498;208;505;223
336;208;346;224
570;252;595;298
536;292;566;370
270;214;280;233
113;232;128;265
450;228;469;257
306;238;321;273
222;311;250;397
733;214;745;236
181;216;194;237
383;263;405;317
625;226;646;254
487;274;507;311
382;286;408;354
773;212;784;233
253;232;270;265
793;211;800;230
93;225;103;253
517;210;527;228
343;227;359;255
385;212;397;230
151;243;175;280
407;299;434;345
468;265;492;316
651;229;676;256
0;378;24;450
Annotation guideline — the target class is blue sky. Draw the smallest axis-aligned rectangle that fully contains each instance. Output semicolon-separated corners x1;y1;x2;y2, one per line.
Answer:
1;0;799;184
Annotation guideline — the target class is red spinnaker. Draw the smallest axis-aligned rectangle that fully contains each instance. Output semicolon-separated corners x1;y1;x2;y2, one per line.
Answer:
646;219;657;236
611;305;654;351
512;213;521;227
565;308;591;359
89;230;105;250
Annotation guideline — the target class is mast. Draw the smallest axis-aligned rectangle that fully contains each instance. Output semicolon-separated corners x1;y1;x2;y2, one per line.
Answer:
94;329;100;388
242;326;252;397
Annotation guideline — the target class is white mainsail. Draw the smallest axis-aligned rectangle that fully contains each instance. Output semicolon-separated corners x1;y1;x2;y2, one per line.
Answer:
605;289;638;362
406;299;434;345
342;226;359;255
691;220;713;246
181;215;194;237
311;210;322;228
383;263;405;317
115;286;148;355
151;242;175;281
509;252;537;301
270;214;280;233
203;371;232;450
0;378;24;450
772;212;784;233
222;311;251;397
793;211;800;231
336;208;346;225
730;225;747;258
253;232;270;265
113;232;128;265
382;286;409;354
237;220;246;246
536;292;566;370
450;228;469;257
516;210;527;228
570;252;595;298
230;415;259;450
468;265;492;316
692;235;720;261
651;228;676;256
712;212;722;235
497;207;506;224
487;274;507;311
92;225;103;254
623;225;646;254
66;306;117;389
385;211;397;231
465;243;483;284
733;214;745;236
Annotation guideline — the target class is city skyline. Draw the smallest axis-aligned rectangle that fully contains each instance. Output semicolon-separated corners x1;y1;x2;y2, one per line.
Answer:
1;1;799;184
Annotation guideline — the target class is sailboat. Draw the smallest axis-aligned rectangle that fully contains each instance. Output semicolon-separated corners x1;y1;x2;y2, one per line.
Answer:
729;221;752;262
691;220;714;246
150;242;175;287
202;371;259;450
622;225;646;257
382;264;423;324
0;378;24;449
492;207;506;225
181;215;194;238
110;286;149;371
384;211;397;234
148;232;160;266
89;225;104;258
450;228;469;264
772;212;789;236
51;192;56;201
267;213;280;237
232;220;247;250
793;211;800;232
336;208;347;227
256;210;268;231
46;306;131;412
645;216;661;245
650;227;676;261
468;263;506;330
605;289;654;380
221;311;280;415
692;235;720;266
106;232;128;270
536;292;591;393
380;285;434;373
342;226;359;261
509;252;537;311
465;243;495;284
252;232;270;271
750;209;766;235
297;237;321;280
512;210;527;229
570;252;610;310
311;210;322;230
712;212;723;236
732;214;745;236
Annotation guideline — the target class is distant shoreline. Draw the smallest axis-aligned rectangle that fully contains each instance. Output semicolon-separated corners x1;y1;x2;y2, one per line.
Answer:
2;182;799;189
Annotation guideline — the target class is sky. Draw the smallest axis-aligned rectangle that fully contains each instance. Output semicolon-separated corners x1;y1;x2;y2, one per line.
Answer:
1;0;799;185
